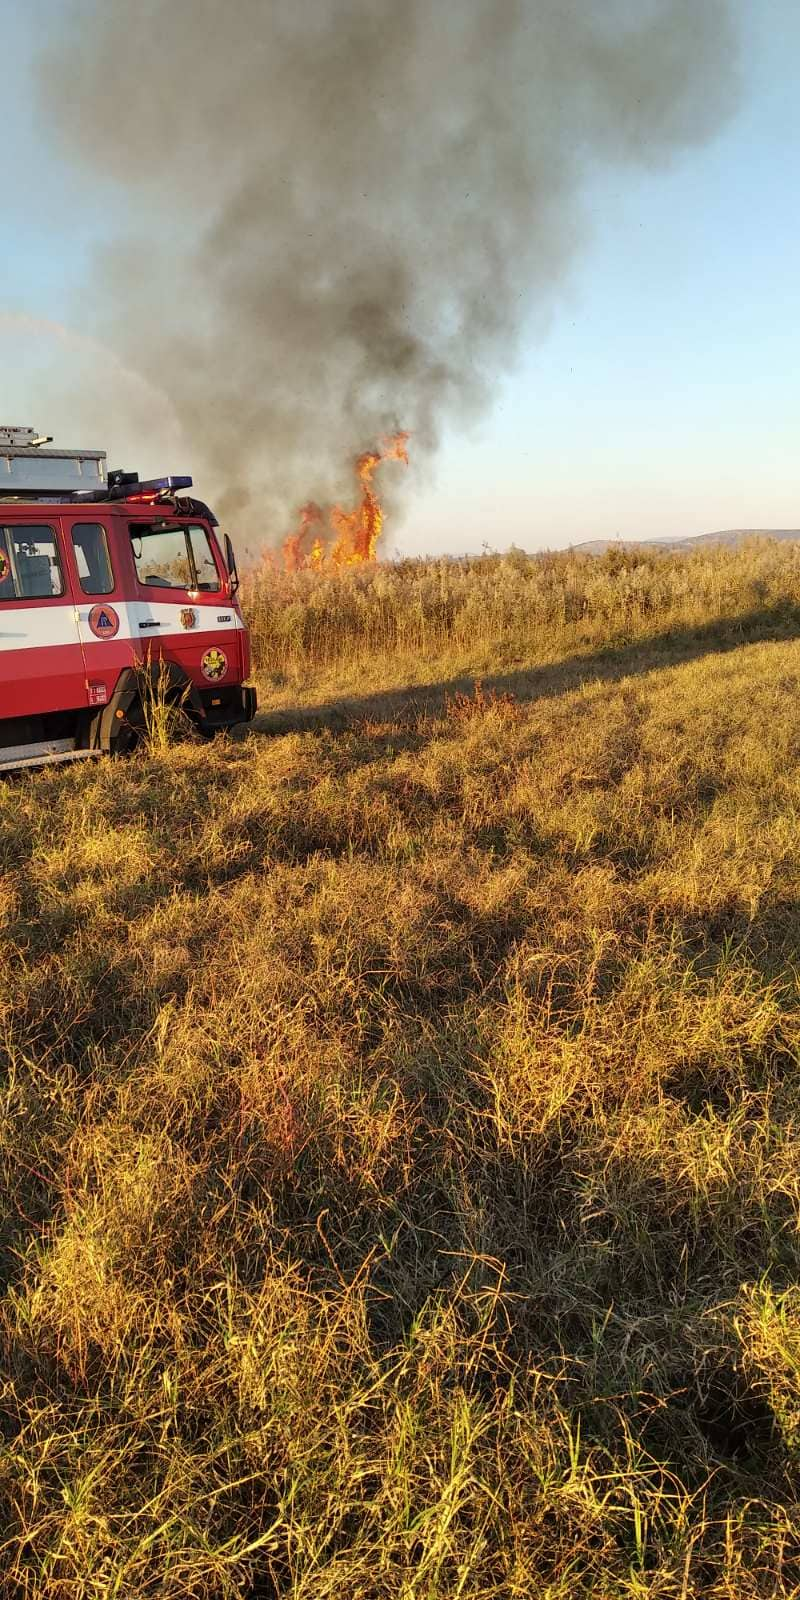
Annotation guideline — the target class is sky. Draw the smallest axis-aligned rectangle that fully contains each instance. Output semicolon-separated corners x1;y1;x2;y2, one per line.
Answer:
1;1;798;557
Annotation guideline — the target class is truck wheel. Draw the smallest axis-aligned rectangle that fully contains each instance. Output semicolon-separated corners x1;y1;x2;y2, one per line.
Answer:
107;698;145;757
100;665;203;755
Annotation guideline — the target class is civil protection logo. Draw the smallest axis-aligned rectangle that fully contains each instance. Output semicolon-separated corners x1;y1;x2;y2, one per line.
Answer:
88;604;120;639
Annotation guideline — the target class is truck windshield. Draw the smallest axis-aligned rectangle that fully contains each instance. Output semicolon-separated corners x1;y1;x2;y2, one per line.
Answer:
129;523;221;592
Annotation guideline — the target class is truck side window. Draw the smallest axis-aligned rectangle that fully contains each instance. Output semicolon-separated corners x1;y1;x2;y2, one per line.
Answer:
187;526;222;592
130;526;192;590
0;525;64;599
71;522;114;595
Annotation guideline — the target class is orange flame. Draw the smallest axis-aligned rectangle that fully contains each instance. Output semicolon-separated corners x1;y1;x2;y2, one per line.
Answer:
283;432;409;571
283;502;323;574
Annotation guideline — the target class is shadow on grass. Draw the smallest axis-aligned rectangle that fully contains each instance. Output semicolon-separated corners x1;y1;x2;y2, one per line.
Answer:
253;605;800;737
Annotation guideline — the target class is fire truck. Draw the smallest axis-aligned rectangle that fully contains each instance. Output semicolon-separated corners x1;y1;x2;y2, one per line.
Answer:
0;428;256;772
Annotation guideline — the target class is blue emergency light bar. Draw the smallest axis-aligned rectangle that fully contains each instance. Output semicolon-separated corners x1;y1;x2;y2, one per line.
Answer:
33;471;210;514
72;471;194;504
135;475;193;494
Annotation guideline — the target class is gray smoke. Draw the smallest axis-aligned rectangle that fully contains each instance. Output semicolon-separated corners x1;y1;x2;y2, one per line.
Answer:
38;0;738;545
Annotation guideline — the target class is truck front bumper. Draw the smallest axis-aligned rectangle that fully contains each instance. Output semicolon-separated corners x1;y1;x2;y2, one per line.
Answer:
198;684;257;729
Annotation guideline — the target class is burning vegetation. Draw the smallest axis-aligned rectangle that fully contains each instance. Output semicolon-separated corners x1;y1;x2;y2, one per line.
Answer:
282;432;409;572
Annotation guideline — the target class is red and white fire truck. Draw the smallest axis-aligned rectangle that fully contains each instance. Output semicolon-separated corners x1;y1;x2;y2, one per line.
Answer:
0;427;256;772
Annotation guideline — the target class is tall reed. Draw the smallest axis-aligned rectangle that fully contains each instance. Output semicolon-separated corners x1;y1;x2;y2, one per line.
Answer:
243;539;800;674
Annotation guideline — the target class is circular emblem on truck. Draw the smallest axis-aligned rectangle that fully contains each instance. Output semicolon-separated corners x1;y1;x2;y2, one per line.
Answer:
201;647;227;681
88;604;120;639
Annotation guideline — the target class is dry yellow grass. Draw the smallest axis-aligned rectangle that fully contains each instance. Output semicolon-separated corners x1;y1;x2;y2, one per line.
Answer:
2;541;800;1596
247;537;800;676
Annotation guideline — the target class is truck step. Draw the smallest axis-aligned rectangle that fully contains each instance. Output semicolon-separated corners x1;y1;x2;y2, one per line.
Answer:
0;738;101;774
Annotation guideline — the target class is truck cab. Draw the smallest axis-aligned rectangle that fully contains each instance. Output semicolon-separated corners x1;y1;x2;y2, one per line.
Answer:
0;428;256;772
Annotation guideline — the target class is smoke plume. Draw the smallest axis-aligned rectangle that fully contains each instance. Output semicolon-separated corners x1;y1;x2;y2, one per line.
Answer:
39;0;738;544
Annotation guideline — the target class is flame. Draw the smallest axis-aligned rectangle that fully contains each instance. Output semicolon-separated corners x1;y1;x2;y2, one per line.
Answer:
283;502;323;573
283;432;409;571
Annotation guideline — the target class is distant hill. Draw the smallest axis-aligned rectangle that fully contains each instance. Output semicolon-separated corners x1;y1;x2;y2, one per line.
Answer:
571;529;800;556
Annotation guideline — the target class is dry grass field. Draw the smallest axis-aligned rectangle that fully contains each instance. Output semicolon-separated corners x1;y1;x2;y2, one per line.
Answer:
3;541;800;1596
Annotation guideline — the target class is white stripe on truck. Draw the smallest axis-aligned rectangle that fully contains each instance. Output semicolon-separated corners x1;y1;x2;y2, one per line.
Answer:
0;600;244;652
0;607;80;651
119;601;244;640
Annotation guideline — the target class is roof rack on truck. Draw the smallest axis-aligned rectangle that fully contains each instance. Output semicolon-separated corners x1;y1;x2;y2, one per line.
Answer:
1;425;106;495
0;427;216;522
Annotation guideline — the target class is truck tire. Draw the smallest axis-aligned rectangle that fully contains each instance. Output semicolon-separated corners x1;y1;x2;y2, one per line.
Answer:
99;664;205;755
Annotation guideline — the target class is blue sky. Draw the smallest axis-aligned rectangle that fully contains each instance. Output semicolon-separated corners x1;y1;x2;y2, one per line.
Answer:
2;1;798;556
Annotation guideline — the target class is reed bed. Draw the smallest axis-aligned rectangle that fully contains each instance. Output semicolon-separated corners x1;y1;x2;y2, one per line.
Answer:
245;539;800;674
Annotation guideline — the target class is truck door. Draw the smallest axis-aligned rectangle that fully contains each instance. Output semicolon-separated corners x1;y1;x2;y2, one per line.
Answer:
0;519;88;719
127;520;245;684
65;518;135;710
